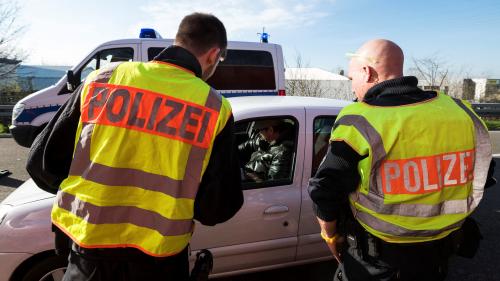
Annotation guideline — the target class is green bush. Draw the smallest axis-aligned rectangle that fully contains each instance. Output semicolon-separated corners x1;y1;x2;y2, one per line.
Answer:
485;120;500;131
0;123;7;134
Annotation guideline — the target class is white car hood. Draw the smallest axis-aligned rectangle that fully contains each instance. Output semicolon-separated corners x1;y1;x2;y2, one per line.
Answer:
1;179;55;206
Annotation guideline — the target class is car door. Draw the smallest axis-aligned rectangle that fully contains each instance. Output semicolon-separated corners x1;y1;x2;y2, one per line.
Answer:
190;107;305;274
296;107;342;261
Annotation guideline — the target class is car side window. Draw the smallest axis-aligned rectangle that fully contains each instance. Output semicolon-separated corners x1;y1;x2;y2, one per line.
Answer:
236;117;297;190
79;47;134;82
312;116;337;176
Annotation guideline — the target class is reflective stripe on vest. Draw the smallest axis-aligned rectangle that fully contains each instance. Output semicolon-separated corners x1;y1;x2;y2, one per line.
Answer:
332;94;492;243
52;61;228;256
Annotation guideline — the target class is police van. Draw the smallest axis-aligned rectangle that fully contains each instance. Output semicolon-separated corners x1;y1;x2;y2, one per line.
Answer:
10;29;286;147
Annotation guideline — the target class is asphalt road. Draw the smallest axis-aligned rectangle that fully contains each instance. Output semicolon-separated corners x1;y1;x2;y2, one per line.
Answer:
1;136;499;281
0;137;30;200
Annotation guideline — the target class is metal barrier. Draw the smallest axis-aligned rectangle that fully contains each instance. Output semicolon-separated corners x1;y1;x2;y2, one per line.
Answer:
0;105;13;117
1;103;498;122
471;103;500;118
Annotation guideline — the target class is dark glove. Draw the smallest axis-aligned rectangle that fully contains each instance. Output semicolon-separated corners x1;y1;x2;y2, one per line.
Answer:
238;133;270;165
190;249;213;281
238;134;269;152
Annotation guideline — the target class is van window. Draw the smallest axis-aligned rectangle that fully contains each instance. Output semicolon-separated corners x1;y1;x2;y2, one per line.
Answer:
80;48;134;82
147;47;276;90
148;47;166;61
208;50;276;90
236;117;297;190
81;58;97;83
312;116;337;176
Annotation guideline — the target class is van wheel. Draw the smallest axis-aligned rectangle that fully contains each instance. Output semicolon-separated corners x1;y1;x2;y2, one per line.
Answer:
21;255;67;281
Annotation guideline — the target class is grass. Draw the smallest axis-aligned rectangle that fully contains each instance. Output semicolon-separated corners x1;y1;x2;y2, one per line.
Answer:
485;120;500;131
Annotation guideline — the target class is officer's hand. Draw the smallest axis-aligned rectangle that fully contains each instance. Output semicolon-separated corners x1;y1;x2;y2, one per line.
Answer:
325;235;345;264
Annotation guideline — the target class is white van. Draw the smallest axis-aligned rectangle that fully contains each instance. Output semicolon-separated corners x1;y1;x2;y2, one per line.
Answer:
10;29;286;147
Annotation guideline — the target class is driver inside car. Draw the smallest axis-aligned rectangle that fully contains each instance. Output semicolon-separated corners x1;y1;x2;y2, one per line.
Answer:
238;119;294;182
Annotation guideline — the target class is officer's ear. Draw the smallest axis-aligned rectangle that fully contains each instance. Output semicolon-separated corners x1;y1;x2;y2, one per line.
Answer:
205;47;220;65
362;66;378;83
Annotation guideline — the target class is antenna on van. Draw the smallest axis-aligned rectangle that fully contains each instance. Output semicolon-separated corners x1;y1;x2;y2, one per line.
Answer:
257;27;269;43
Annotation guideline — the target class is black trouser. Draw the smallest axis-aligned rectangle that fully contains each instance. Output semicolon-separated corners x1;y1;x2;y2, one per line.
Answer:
334;232;452;281
62;244;189;281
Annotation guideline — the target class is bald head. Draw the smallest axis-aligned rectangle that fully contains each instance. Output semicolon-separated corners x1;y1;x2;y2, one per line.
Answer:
357;39;404;79
348;39;404;101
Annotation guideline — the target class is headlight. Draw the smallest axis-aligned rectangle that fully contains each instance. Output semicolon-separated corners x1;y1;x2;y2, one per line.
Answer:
12;102;25;122
0;204;12;225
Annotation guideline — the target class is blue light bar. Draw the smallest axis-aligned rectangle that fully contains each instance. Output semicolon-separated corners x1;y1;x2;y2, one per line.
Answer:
260;32;269;43
140;28;162;39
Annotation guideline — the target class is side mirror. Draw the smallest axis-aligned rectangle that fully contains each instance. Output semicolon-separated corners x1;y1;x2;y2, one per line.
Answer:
66;70;77;92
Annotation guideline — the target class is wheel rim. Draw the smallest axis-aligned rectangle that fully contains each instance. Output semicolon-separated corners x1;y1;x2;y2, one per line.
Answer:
39;267;66;281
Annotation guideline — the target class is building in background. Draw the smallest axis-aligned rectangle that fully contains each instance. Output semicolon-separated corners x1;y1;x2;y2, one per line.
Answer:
0;65;70;105
463;78;500;102
285;67;352;100
15;65;70;93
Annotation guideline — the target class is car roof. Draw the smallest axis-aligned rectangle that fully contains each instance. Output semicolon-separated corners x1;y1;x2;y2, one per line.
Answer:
228;96;352;113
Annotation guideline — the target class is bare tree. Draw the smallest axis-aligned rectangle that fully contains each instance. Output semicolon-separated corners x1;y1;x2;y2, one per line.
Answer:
408;54;449;90
285;53;326;97
444;65;473;99
0;0;25;80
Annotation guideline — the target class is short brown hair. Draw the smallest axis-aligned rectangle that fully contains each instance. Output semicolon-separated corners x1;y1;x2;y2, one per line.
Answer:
176;13;227;56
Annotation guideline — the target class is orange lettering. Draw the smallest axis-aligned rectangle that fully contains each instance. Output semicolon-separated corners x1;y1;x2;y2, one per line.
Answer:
81;82;219;148
380;150;474;194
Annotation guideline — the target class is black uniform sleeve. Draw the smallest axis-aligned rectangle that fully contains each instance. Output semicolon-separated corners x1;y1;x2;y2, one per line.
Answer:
194;115;244;226
26;86;82;194
485;159;496;189
308;141;365;222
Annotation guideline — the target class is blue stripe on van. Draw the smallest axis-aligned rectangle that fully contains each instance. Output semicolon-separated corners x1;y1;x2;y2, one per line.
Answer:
222;91;278;98
16;105;61;123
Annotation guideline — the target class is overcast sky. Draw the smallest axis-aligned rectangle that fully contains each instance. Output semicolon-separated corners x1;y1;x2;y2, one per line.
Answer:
14;0;500;77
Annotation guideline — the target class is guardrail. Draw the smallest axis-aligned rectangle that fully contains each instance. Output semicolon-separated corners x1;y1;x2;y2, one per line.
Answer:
0;105;13;118
471;103;500;118
0;103;499;122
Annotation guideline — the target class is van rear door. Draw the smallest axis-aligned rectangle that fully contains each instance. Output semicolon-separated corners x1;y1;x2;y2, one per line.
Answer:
207;48;279;97
143;41;284;97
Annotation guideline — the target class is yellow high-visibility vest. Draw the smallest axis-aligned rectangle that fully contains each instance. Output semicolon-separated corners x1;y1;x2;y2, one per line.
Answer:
51;61;232;257
331;93;492;243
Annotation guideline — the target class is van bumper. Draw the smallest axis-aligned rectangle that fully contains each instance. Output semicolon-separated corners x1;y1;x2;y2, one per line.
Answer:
9;125;40;148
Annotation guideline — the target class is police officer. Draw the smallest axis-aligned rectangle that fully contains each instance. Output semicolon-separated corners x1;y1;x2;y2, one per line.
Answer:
308;39;495;281
27;13;243;281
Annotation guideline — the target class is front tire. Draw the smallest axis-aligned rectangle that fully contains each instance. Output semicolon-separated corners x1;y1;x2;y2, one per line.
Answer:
21;255;67;281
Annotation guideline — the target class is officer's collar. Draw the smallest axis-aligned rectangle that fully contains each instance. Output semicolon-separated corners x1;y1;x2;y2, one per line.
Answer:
364;76;419;100
153;45;202;78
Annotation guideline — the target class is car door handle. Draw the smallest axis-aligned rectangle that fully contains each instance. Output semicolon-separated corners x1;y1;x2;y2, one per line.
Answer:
264;205;289;215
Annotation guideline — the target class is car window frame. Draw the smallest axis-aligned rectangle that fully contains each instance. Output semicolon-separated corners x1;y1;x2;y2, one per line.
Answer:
235;115;299;190
58;47;135;96
311;115;338;177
